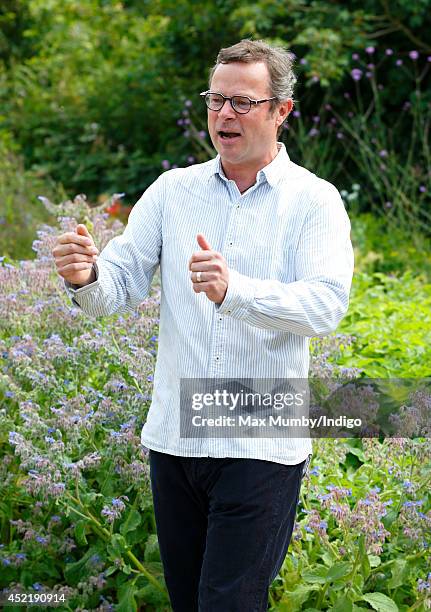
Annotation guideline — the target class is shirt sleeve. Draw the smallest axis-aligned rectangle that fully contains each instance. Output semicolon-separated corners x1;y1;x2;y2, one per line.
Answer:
217;183;354;337
65;176;164;317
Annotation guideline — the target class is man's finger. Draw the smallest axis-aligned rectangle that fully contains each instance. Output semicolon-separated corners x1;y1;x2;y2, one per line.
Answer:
57;232;94;247
77;224;92;238
197;233;212;250
192;281;212;293
188;251;213;268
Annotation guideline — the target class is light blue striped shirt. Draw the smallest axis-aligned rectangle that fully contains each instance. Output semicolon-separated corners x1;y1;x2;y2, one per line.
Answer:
67;143;354;465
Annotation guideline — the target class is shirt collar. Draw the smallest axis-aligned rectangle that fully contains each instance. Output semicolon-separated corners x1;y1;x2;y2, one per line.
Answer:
207;142;290;188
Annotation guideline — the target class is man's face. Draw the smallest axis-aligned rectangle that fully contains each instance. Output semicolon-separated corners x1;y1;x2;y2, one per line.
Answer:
207;61;289;171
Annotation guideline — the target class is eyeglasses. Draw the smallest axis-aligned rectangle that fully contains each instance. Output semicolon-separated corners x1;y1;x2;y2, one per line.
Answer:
200;91;277;114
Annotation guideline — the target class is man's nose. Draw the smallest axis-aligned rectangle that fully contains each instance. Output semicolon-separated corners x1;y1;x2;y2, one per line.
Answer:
217;99;237;120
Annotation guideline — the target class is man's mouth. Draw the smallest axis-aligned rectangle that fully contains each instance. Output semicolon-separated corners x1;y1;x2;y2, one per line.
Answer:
218;130;241;140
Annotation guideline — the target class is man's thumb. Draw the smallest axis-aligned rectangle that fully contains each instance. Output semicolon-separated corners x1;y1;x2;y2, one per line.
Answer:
197;233;212;250
77;224;91;238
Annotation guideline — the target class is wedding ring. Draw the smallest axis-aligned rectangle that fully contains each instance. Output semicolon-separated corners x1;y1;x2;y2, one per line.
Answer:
196;271;202;282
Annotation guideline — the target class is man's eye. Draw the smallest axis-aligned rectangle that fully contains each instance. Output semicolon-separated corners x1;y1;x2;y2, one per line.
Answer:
233;97;250;111
209;95;223;105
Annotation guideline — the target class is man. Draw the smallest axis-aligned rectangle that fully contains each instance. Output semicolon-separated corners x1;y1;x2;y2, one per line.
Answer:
53;40;353;612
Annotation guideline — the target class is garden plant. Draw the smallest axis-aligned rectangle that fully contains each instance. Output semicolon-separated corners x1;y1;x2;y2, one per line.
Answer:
1;1;431;608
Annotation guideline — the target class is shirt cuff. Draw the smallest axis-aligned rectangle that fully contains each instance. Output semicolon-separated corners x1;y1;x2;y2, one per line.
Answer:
216;268;256;319
64;262;99;305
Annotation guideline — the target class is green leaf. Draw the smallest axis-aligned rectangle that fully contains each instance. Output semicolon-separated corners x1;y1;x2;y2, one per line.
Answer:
302;565;328;584
74;520;88;546
369;555;381;568
117;583;138;612
331;595;353;612
107;533;127;559
326;562;352;582
144;534;161;563
382;509;398;529
279;584;320;611
120;507;142;537
361;592;399;612
64;545;104;585
345;446;366;462
358;535;371;579
388;559;407;589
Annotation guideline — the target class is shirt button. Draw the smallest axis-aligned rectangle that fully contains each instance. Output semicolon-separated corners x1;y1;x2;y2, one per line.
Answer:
215;356;220;361
228;242;233;246
236;204;240;209
219;317;223;321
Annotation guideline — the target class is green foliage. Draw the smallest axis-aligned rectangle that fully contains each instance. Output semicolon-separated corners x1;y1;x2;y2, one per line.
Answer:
0;0;430;210
1;184;430;610
337;270;431;377
270;437;431;611
351;213;431;280
0;136;63;259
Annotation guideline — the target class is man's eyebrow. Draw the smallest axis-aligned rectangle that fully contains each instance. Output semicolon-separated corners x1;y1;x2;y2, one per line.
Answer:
211;90;256;98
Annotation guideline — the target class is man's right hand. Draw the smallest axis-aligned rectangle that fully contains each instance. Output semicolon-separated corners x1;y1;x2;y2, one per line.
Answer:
52;224;99;287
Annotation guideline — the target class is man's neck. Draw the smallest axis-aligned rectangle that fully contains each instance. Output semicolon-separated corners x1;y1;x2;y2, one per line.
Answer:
221;144;280;194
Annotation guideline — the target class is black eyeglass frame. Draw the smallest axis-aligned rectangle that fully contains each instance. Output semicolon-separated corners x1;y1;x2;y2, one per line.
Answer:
200;90;277;114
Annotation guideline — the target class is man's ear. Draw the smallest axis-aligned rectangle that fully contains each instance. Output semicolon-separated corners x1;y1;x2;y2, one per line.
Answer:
277;98;293;126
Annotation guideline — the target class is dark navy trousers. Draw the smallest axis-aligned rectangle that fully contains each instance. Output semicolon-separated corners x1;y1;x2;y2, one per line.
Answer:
149;450;308;612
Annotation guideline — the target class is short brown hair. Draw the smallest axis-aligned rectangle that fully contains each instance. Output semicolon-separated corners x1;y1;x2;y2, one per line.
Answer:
209;39;297;107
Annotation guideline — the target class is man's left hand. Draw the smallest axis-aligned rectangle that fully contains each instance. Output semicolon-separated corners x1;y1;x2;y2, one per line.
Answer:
189;234;229;304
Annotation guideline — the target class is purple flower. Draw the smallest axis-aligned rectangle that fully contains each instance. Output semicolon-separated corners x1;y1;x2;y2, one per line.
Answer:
384;201;392;209
184;99;192;107
198;130;207;139
396;59;403;66
428;56;431;62
385;49;393;56
293;110;301;118
352;53;360;60
187;156;195;163
419;185;426;193
300;58;307;65
379;149;388;157
336;132;344;140
161;160;170;170
409;50;419;60
351;68;363;81
403;101;412;111
366;71;373;79
325;104;332;111
365;46;375;55
344;92;351;99
308;128;319;137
